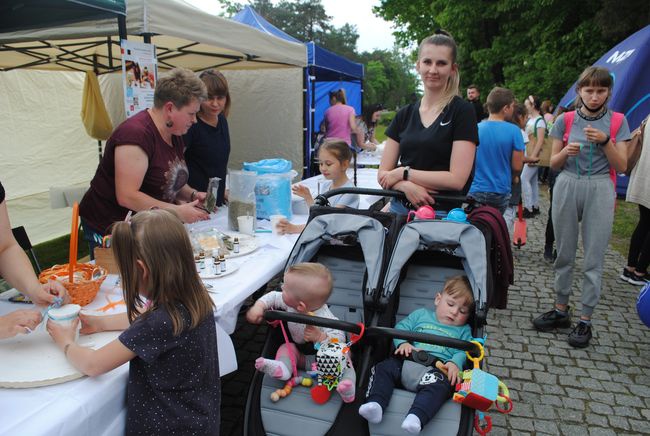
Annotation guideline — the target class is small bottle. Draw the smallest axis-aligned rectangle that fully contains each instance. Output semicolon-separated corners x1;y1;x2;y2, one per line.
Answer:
220;254;226;272
215;258;221;275
233;237;240;254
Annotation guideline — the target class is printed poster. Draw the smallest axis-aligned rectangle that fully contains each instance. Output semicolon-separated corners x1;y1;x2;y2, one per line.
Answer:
121;40;157;118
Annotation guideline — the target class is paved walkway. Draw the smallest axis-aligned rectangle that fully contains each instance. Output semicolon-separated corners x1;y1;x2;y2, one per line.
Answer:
220;189;650;435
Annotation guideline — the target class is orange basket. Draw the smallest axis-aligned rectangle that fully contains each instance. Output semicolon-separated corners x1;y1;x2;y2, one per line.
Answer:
39;263;107;306
37;202;107;306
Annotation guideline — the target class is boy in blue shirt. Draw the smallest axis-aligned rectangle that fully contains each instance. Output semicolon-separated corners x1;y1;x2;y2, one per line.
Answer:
359;276;474;434
469;87;525;213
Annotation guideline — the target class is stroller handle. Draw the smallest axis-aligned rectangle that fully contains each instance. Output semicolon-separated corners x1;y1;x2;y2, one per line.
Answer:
264;310;364;335
314;187;466;207
365;326;481;356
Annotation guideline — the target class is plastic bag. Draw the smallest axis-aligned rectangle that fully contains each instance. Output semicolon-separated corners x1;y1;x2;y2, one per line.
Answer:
243;159;296;220
228;170;257;231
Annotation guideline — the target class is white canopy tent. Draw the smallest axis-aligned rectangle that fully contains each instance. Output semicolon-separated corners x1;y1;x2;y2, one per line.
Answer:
0;0;307;244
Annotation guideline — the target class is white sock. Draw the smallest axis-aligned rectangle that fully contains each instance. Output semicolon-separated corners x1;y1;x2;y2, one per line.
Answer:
359;401;383;424
401;414;422;434
254;357;291;381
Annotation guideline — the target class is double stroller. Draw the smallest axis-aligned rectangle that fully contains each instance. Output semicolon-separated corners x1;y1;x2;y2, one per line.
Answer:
244;189;495;436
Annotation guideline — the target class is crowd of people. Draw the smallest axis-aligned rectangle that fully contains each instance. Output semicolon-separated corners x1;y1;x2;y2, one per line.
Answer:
1;27;648;435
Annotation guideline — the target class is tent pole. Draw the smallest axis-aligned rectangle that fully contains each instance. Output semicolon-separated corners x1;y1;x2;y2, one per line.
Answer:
118;15;127;41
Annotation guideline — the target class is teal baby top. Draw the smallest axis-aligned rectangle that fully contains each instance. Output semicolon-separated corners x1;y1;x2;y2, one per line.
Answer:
394;308;473;370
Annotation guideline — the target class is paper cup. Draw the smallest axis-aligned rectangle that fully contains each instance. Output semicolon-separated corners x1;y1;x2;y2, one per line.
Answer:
237;215;255;236
48;304;81;340
270;214;287;235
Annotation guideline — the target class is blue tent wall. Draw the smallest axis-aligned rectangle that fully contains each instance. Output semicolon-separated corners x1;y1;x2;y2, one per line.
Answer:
232;7;364;176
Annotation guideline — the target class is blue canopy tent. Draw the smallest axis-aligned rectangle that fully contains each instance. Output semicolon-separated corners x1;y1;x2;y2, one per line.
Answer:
557;25;650;196
233;6;365;177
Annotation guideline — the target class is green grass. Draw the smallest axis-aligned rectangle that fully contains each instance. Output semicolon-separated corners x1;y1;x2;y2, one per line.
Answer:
32;231;90;272
611;199;638;259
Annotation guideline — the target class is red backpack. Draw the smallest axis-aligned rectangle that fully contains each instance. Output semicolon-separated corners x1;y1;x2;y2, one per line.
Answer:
562;110;624;189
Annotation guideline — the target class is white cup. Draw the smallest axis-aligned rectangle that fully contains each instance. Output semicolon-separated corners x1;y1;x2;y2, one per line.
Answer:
270;214;287;235
48;304;81;340
237;215;255;236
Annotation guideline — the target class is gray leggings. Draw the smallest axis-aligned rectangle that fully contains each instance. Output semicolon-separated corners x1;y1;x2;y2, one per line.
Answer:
551;172;615;317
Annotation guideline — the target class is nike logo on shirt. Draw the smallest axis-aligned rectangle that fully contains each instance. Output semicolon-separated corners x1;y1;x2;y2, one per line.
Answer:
440;120;451;126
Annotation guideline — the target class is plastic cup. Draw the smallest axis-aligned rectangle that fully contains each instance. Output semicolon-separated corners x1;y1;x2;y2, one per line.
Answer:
237;215;255;236
270;214;286;236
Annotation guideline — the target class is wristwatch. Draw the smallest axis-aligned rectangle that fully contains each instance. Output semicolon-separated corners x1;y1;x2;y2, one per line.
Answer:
403;166;410;181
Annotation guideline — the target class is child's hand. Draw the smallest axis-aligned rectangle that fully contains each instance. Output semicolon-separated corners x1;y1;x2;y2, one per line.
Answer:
276;219;303;235
303;325;326;343
246;302;265;324
79;312;104;335
46;318;79;348
442;361;461;386
565;142;581;156
292;184;313;202
583;125;608;144
394;342;415;357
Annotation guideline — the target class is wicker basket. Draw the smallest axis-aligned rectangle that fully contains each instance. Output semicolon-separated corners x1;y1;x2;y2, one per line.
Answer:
39;263;107;306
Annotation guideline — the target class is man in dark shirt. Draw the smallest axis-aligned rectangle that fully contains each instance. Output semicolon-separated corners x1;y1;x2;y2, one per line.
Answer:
467;84;486;122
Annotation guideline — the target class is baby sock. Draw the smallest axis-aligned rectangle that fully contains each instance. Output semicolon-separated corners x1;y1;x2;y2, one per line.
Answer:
336;379;355;403
359;402;383;424
254;357;291;381
401;414;422;434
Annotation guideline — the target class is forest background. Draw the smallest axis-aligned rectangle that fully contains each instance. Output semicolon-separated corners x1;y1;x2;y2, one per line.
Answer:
220;0;649;109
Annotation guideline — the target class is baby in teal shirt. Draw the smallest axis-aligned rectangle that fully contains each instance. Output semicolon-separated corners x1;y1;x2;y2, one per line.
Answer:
360;275;474;434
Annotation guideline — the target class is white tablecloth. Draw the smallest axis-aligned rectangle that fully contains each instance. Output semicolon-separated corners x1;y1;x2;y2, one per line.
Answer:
0;206;307;436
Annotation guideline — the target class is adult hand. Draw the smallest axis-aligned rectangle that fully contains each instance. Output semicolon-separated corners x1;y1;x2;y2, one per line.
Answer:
292;184;313;202
303;325;326;343
30;280;68;307
397;181;435;207
442;361;461;386
565;142;581;157
394;342;416;357
378;168;403;190
0;310;42;339
176;200;209;223
246;302;265;325
46;318;79;348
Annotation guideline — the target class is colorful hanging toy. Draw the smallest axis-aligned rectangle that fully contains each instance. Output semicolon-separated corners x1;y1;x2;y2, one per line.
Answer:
269;318;364;405
446;340;513;435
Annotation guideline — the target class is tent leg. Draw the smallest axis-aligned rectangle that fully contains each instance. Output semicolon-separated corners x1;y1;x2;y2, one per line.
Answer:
97;140;103;161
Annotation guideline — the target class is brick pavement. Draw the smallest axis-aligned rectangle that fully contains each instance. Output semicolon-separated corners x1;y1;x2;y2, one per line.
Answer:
220;189;650;435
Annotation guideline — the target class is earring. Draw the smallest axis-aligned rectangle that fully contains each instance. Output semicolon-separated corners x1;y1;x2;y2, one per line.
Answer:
165;120;173;128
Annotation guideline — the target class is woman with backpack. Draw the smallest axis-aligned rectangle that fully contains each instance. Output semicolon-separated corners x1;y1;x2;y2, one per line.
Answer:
532;66;631;348
521;95;546;217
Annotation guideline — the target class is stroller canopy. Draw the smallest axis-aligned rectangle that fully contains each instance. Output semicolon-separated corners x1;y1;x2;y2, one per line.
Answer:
286;214;386;297
382;221;488;309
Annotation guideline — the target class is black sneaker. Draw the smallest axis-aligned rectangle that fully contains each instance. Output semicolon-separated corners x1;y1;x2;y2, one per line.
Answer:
628;271;649;286
532;307;572;331
568;321;592;348
620;268;634;283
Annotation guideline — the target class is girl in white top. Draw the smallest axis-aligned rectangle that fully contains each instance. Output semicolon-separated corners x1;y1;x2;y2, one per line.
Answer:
277;140;360;235
521;95;547;215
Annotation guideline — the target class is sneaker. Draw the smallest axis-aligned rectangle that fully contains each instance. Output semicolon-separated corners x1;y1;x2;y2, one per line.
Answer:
568;321;592;348
628;271;649;286
532;307;572;331
620;268;634;283
522;208;535;219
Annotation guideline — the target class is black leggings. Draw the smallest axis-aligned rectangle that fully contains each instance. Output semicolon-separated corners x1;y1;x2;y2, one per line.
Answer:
627;204;650;274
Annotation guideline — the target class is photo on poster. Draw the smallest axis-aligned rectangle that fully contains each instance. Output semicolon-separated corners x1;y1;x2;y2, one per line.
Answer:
121;40;157;117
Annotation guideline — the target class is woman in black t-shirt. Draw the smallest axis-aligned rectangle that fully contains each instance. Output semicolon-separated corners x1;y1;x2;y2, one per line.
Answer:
378;31;478;213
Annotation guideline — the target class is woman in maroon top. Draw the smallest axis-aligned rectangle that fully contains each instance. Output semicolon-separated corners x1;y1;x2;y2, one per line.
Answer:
80;68;210;254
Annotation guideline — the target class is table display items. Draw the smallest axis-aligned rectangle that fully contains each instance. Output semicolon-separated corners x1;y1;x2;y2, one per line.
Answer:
190;228;258;259
243;159;296;220
228;170;257;231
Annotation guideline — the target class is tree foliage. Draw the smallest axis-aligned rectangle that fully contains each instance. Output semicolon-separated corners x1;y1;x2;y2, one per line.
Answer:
375;0;649;104
219;0;418;109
